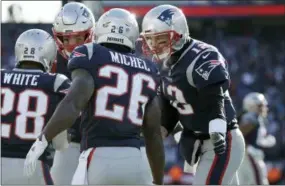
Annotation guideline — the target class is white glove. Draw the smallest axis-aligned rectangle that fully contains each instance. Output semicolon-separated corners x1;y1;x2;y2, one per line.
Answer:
24;135;48;177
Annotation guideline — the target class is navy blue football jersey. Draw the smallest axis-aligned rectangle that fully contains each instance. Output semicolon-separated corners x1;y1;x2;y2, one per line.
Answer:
52;53;82;143
160;39;237;134
68;43;159;150
1;68;70;160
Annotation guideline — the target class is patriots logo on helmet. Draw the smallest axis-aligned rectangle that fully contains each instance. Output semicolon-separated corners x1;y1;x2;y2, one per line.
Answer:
157;9;175;26
195;60;222;80
82;8;90;18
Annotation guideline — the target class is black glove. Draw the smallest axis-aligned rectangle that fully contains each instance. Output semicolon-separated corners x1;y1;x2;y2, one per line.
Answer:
210;132;226;155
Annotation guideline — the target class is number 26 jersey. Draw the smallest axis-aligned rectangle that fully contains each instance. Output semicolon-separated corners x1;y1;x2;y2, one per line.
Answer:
68;43;159;150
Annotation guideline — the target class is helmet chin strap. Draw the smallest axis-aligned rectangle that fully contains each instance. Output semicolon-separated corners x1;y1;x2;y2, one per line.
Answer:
60;49;71;59
154;46;172;62
157;52;170;61
64;50;71;57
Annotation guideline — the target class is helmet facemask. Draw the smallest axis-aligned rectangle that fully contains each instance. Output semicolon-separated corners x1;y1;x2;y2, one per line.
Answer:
52;28;94;59
141;30;180;63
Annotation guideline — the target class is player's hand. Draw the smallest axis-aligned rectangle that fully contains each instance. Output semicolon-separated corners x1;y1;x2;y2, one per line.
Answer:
210;132;226;155
24;134;48;177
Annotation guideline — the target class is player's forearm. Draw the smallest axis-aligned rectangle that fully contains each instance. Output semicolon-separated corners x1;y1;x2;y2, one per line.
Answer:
160;96;179;135
41;69;94;142
143;97;165;184
199;83;227;133
144;132;165;185
42;98;80;142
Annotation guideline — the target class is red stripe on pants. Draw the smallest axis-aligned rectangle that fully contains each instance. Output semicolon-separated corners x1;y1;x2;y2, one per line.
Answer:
87;148;96;170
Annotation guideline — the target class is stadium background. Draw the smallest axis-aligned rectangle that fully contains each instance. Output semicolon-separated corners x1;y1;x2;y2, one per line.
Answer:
1;0;285;184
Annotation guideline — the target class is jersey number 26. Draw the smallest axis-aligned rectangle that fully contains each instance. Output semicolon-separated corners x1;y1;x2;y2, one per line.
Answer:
94;65;156;126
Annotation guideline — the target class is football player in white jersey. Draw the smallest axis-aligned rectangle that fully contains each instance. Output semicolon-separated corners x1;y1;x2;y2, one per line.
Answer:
238;92;275;185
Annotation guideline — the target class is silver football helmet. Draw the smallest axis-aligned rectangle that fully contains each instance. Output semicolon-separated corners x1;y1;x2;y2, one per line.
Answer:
52;2;95;58
15;29;57;72
243;92;268;117
141;5;189;61
95;8;139;50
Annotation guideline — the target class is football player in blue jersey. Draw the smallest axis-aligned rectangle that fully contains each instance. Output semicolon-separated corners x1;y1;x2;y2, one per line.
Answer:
50;2;96;185
24;8;165;185
1;29;70;184
140;4;245;185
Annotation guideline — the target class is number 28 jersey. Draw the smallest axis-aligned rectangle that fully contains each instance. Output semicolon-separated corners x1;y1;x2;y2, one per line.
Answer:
68;43;159;150
1;68;70;159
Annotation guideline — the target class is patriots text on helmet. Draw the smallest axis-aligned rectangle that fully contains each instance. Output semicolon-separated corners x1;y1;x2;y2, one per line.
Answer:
106;37;124;44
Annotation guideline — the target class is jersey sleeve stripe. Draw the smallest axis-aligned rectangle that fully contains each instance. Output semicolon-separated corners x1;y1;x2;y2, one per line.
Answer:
84;43;94;61
54;74;68;92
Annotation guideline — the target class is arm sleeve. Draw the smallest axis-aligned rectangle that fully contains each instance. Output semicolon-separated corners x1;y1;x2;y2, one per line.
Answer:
196;82;226;121
187;50;230;126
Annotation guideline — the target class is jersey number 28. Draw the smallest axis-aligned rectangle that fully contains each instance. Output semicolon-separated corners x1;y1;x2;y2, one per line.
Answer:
1;88;48;140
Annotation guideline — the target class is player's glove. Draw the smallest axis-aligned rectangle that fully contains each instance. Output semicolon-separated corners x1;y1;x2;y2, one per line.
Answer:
24;134;48;177
210;132;226;155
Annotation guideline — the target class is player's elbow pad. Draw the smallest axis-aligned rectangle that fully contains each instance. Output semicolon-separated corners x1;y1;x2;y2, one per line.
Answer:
52;130;70;150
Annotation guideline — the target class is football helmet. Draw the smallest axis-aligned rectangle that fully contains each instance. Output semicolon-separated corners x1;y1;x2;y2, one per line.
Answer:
52;2;95;59
14;29;57;72
95;8;139;50
141;4;189;61
243;92;268;117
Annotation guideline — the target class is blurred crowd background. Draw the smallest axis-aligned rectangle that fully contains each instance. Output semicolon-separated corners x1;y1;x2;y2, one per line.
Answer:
1;0;285;184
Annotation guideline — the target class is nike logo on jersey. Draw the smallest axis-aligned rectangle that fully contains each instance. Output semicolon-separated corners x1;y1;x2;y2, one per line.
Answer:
202;52;210;59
